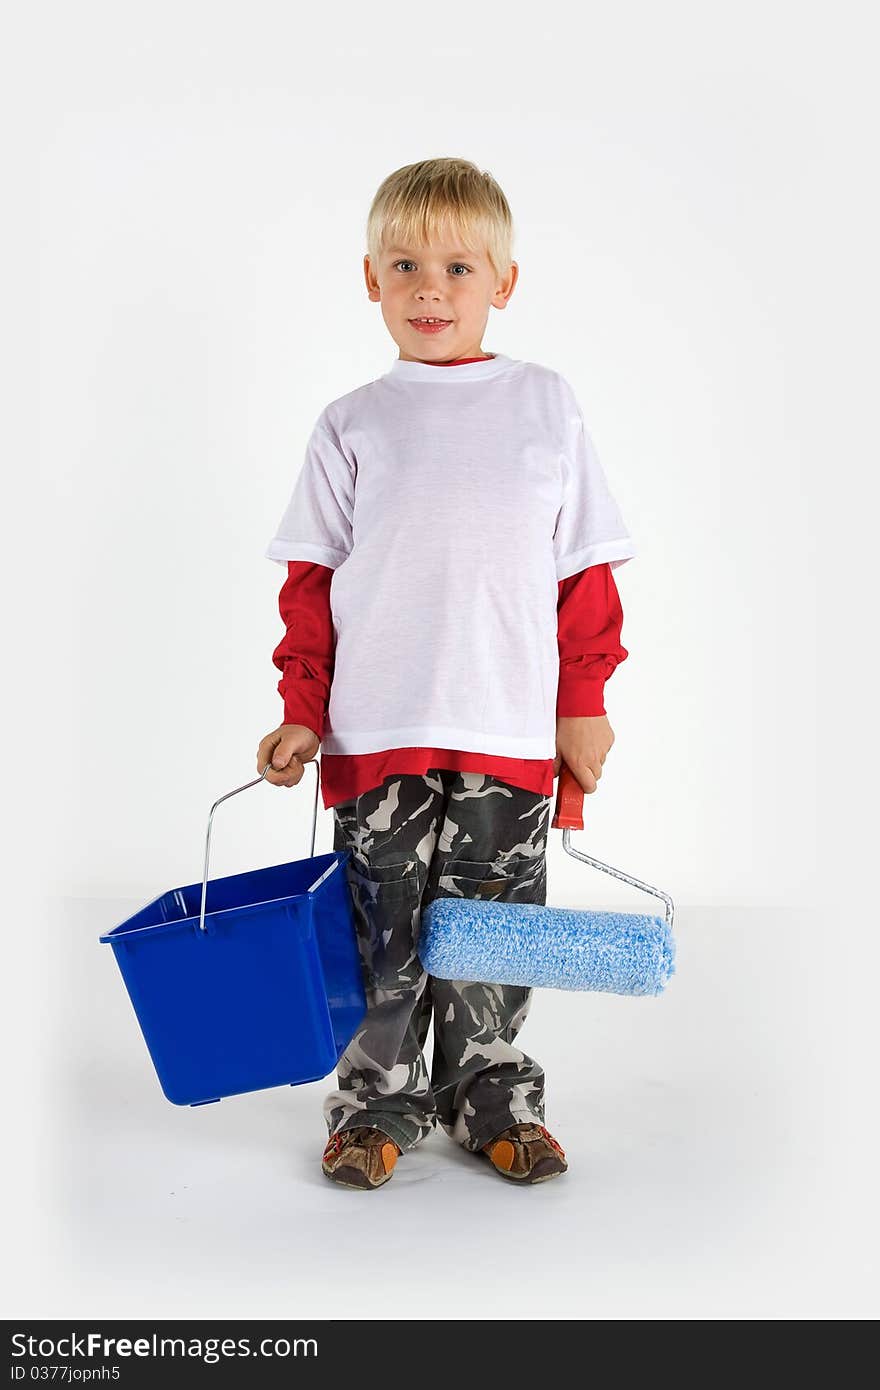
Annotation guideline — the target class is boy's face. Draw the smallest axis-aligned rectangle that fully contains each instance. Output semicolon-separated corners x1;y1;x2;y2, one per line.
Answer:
364;235;518;363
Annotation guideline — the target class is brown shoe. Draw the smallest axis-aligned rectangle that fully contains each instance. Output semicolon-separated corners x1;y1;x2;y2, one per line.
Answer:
321;1126;401;1189
481;1123;568;1184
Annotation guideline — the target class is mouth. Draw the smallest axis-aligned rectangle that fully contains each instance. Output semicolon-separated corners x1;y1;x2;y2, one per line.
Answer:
408;317;453;334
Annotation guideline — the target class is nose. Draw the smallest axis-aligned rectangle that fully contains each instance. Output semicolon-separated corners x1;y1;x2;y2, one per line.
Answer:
415;275;444;300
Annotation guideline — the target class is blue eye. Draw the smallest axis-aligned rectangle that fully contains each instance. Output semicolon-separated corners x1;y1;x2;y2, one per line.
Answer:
392;260;471;275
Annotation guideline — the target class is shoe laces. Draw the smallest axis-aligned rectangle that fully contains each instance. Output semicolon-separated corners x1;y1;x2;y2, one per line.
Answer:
323;1126;390;1161
537;1126;566;1159
507;1123;565;1158
323;1132;350;1160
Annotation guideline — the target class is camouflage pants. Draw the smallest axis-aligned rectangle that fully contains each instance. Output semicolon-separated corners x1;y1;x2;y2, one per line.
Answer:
323;769;553;1153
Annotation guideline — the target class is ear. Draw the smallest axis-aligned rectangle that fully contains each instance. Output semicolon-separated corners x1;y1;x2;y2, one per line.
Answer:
492;260;519;310
364;253;381;303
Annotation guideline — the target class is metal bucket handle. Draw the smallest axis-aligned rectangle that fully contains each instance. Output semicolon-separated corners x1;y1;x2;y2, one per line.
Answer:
198;756;321;935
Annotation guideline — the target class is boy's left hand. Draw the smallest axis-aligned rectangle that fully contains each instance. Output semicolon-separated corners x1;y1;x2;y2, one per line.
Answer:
553;715;615;793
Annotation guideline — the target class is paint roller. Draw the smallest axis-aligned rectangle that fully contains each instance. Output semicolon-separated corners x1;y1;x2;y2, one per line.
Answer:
418;764;676;996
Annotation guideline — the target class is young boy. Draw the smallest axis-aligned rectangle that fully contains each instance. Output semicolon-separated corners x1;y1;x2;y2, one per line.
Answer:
258;158;635;1189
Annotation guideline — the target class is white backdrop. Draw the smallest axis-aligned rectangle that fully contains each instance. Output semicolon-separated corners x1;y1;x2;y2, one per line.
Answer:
24;3;876;913
10;0;879;1322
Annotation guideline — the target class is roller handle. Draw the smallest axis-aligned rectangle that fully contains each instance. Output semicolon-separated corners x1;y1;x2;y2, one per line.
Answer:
550;760;676;928
551;761;584;831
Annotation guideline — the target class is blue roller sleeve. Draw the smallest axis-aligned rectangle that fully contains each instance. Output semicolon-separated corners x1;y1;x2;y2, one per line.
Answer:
417;898;675;996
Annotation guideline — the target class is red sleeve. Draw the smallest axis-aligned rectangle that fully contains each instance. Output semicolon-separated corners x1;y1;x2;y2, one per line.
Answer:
556;563;629;718
271;560;335;738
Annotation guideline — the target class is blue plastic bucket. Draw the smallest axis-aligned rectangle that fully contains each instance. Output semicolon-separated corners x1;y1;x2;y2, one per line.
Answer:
99;761;366;1106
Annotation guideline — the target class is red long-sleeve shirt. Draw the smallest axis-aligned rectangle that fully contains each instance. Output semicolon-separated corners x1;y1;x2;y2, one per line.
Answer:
272;558;628;811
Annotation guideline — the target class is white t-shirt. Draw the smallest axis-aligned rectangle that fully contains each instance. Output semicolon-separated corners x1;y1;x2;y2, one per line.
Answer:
265;353;636;758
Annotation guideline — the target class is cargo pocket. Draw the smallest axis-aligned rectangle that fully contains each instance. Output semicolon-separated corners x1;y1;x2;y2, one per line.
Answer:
440;855;547;905
346;857;423;990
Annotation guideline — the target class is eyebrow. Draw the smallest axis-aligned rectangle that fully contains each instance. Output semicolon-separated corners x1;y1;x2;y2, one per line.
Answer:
385;246;480;259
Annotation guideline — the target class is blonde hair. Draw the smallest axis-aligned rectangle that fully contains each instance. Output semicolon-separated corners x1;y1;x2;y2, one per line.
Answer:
366;157;515;282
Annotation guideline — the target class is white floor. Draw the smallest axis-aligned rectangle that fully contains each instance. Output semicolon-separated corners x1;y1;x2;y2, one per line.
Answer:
7;899;877;1321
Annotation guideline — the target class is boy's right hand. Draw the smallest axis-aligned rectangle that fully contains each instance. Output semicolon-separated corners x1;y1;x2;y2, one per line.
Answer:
257;724;321;787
